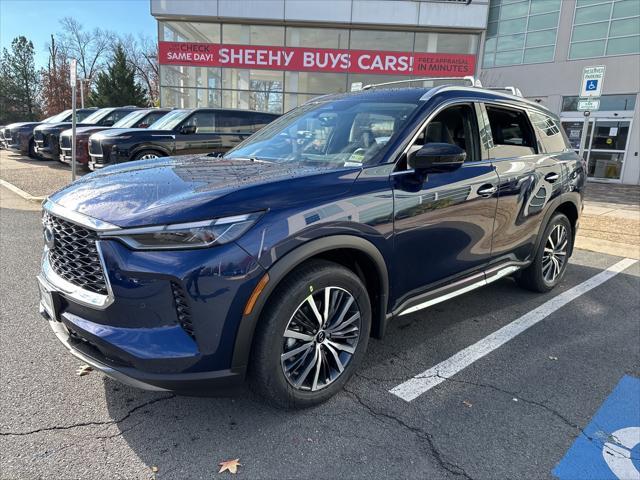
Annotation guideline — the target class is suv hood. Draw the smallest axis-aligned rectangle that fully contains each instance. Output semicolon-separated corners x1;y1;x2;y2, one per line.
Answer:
92;128;171;140
37;121;93;132
8;121;41;130
61;126;108;137
49;155;359;227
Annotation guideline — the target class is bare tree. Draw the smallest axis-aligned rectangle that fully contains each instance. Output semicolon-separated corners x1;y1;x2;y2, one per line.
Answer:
40;35;74;116
119;34;159;105
58;17;111;101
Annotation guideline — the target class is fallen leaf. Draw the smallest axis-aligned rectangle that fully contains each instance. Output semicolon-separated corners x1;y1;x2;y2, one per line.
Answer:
548;356;558;361
76;365;93;376
218;458;241;474
151;466;159;473
462;400;473;408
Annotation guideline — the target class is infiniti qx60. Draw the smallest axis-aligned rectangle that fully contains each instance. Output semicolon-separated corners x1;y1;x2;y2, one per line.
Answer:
38;84;584;407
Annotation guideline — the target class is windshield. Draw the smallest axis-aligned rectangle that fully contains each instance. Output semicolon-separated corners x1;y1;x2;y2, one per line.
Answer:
225;100;420;167
82;108;113;125
113;110;148;128
149;109;190;130
45;110;72;123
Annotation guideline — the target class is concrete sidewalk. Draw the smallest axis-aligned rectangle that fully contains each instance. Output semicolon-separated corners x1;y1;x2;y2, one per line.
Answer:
576;183;640;259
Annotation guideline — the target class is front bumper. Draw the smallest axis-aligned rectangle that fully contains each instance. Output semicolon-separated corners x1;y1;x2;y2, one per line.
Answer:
38;235;264;393
35;145;58;160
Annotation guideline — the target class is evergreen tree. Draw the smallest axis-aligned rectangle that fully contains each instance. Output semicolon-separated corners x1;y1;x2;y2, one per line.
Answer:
0;36;41;123
89;44;147;107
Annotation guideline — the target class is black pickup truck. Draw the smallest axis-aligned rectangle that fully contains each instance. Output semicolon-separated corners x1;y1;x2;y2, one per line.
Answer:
87;108;279;170
34;107;140;160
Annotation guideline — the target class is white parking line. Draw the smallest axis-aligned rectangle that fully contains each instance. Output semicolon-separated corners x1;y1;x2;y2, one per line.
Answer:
389;258;638;402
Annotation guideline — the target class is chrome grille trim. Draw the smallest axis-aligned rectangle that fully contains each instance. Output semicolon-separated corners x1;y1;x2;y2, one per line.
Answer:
43;199;120;232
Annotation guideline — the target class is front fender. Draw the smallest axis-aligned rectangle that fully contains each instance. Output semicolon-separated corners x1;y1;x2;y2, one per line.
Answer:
231;234;389;371
129;141;173;160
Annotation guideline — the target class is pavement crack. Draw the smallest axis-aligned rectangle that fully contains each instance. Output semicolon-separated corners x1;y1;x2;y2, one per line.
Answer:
434;374;592;441
344;386;474;480
0;394;175;437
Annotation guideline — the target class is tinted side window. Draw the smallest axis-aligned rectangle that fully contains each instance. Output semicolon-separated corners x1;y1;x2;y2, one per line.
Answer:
529;111;569;153
184;112;216;133
216;112;275;133
138;111;167;128
485;105;536;157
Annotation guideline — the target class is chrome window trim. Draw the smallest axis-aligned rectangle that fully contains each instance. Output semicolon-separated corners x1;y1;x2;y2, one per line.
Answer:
43;199;121;232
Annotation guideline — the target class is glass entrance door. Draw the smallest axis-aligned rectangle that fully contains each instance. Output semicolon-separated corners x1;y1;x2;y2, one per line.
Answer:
562;117;632;182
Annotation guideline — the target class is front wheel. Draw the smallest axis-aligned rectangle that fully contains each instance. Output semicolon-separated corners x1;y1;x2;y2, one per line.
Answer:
249;259;371;408
516;213;573;293
133;150;162;161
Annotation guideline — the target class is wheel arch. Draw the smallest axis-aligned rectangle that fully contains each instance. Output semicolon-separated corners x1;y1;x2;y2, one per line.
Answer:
129;144;170;160
535;193;581;257
231;235;390;372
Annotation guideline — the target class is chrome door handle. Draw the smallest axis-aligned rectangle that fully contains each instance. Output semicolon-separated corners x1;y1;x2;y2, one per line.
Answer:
545;172;559;183
477;184;497;197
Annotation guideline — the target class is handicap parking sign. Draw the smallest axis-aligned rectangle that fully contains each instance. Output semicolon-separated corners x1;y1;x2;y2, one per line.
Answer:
554;375;640;480
586;80;599;91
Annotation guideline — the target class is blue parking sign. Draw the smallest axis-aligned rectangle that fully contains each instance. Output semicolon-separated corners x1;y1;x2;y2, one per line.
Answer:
586;80;599;91
554;375;640;480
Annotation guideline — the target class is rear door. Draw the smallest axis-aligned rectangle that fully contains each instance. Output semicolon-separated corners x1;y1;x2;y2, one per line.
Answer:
215;111;277;152
483;103;563;266
174;110;221;155
391;102;499;309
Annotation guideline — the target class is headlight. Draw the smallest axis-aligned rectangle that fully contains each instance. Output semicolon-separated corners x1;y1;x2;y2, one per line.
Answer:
100;212;263;250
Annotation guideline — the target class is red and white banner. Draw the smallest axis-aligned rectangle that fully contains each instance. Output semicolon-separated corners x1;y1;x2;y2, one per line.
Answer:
159;41;475;77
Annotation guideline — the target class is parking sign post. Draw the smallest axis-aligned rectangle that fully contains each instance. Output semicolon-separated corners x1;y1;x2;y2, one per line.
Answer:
70;59;77;181
577;65;605;162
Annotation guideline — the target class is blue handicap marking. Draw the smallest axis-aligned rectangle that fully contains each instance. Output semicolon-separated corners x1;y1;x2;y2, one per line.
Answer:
554;375;640;480
586;80;599;91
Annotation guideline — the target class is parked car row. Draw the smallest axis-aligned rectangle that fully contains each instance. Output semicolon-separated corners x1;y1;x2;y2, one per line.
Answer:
2;107;280;170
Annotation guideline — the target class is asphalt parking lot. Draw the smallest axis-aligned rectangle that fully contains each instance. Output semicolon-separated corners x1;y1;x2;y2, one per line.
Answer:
1;185;639;480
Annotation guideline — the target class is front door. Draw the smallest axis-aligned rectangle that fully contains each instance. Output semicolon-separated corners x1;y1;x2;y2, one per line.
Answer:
174;110;223;155
392;103;499;308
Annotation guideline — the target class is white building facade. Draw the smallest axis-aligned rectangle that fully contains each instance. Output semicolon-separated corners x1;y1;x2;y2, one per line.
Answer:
479;0;640;185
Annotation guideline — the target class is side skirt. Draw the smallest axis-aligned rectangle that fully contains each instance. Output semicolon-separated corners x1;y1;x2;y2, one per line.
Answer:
394;262;526;317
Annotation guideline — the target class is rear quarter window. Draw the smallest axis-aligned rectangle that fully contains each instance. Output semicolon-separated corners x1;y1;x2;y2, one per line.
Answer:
529;110;570;153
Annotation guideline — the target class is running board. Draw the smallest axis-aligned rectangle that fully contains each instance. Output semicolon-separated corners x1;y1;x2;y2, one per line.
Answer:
398;265;521;316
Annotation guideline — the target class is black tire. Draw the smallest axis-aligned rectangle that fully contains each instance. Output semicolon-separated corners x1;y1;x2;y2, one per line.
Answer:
133;150;163;161
516;213;573;293
27;139;37;159
249;259;371;409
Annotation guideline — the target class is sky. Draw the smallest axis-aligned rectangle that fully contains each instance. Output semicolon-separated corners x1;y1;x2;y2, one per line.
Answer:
0;0;156;68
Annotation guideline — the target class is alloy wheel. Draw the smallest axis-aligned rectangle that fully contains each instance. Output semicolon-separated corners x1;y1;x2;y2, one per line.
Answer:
139;153;159;160
281;286;361;391
542;224;568;283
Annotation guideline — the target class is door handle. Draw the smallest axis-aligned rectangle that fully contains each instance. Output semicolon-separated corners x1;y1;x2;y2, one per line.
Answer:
545;172;559;183
477;184;497;197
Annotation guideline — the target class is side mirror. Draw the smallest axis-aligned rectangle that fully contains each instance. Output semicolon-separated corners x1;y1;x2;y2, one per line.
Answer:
409;143;466;172
180;125;197;135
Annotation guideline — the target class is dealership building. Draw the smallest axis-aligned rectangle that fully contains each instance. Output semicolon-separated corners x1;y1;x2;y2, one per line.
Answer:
151;0;640;184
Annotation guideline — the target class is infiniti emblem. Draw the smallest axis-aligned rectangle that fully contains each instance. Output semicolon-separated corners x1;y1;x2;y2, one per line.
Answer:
44;226;56;249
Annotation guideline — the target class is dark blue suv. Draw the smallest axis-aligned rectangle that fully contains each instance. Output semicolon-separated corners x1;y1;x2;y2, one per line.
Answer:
38;85;585;407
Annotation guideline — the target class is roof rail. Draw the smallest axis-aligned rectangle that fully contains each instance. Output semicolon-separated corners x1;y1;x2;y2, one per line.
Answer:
362;75;481;90
482;86;523;97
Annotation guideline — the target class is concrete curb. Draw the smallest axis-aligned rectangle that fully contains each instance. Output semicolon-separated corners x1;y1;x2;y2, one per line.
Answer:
0;179;46;203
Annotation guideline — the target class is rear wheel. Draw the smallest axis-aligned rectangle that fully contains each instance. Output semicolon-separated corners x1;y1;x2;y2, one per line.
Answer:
516;213;572;293
133;150;162;161
249;259;371;408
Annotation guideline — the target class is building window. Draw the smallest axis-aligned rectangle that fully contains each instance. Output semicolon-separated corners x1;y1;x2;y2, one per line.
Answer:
159;22;479;113
569;0;640;59
561;94;637;112
483;0;560;68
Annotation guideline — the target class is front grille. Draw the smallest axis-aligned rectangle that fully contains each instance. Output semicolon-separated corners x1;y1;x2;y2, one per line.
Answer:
171;282;194;338
60;134;71;149
89;138;103;156
34;130;44;146
44;212;108;295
